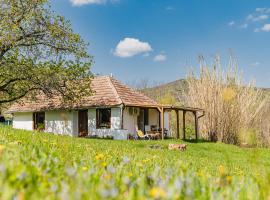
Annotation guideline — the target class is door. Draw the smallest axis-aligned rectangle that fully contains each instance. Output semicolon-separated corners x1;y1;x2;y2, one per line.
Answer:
78;110;88;137
33;112;45;131
137;109;145;132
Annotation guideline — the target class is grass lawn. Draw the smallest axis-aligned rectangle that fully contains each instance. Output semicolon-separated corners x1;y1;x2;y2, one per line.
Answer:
1;125;270;199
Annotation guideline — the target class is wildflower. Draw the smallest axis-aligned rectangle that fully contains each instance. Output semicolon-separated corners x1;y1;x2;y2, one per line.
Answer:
218;165;225;176
66;167;76;176
95;153;104;160
136;162;143;168
0;145;5;154
82;166;88;171
174;179;182;190
226;176;232;184
50;185;58;192
150;187;166;199
107;165;116;174
102;162;107;167
142;159;150;164
123;156;130;164
103;173;111;180
197;170;204;177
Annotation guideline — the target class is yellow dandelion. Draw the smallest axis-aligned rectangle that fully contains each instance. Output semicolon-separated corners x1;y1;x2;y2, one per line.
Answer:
142;159;148;164
218;165;225;176
0;145;5;154
82;166;88;171
137;162;143;168
103;174;111;180
128;172;133;177
197;170;204;177
149;187;166;199
226;176;232;184
95;153;104;160
101;162;107;167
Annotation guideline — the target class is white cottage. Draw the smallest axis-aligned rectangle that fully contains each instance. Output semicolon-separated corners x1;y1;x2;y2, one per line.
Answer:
8;76;172;140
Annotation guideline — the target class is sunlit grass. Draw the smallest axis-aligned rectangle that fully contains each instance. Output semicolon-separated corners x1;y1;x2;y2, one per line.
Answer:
0;125;270;199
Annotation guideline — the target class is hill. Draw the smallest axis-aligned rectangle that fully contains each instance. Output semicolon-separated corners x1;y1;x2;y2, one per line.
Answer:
142;78;270;103
142;79;188;102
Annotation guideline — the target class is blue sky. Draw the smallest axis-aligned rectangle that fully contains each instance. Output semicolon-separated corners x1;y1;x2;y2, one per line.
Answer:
52;0;270;87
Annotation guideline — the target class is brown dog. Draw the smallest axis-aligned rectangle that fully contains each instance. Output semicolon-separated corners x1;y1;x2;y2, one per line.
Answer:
168;144;187;151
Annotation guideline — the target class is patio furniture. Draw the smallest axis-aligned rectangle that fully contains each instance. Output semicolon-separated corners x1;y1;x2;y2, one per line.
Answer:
137;130;151;140
150;132;162;140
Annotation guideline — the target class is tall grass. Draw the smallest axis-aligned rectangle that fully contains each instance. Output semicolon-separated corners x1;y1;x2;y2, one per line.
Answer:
1;126;270;199
185;56;266;145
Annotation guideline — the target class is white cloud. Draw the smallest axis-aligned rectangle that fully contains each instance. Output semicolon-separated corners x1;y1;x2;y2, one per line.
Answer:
114;38;152;58
154;54;167;62
239;23;248;29
261;24;270;32
251;62;260;67
256;7;270;13
247;14;268;22
254;28;260;32
228;21;235;26
70;0;118;6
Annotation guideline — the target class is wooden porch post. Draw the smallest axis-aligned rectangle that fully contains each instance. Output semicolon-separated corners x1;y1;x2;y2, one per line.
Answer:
120;104;124;129
183;111;186;140
194;111;199;140
161;107;164;140
176;110;179;139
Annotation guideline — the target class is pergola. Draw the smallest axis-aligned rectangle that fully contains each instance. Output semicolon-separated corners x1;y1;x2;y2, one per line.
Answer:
157;105;205;140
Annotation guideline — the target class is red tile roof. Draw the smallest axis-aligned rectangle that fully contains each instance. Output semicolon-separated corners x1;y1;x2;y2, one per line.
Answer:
8;76;159;112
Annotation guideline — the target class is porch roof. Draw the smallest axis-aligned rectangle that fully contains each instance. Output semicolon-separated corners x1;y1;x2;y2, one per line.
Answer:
160;105;204;112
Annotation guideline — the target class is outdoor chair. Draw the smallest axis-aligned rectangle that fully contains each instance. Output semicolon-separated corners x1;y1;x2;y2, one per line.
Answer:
137;130;151;140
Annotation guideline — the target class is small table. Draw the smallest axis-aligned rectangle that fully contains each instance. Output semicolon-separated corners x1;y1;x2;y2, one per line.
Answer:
146;131;162;140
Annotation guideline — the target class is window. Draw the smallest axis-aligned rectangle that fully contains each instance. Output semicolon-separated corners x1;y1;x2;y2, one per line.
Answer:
96;108;111;129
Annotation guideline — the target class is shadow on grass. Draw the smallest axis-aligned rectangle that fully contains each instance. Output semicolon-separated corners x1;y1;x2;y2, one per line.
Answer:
183;139;212;144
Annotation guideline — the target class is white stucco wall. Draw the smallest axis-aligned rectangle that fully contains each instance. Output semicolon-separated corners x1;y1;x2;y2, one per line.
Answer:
123;107;138;135
88;108;96;134
13;112;33;131
111;107;121;130
72;111;78;136
45;111;77;136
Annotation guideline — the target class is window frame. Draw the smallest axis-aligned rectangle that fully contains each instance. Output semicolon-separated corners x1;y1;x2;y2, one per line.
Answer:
96;108;111;129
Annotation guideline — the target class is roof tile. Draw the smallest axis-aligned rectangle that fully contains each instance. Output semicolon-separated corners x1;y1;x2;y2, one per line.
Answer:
8;76;159;112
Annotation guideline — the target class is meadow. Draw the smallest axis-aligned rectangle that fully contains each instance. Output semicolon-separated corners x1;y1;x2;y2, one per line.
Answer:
1;125;270;199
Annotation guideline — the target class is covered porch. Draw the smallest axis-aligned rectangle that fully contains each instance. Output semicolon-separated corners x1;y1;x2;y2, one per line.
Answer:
131;105;205;140
157;105;205;140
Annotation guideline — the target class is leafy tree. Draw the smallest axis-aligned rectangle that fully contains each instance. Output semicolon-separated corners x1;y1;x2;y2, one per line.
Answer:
0;0;93;107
